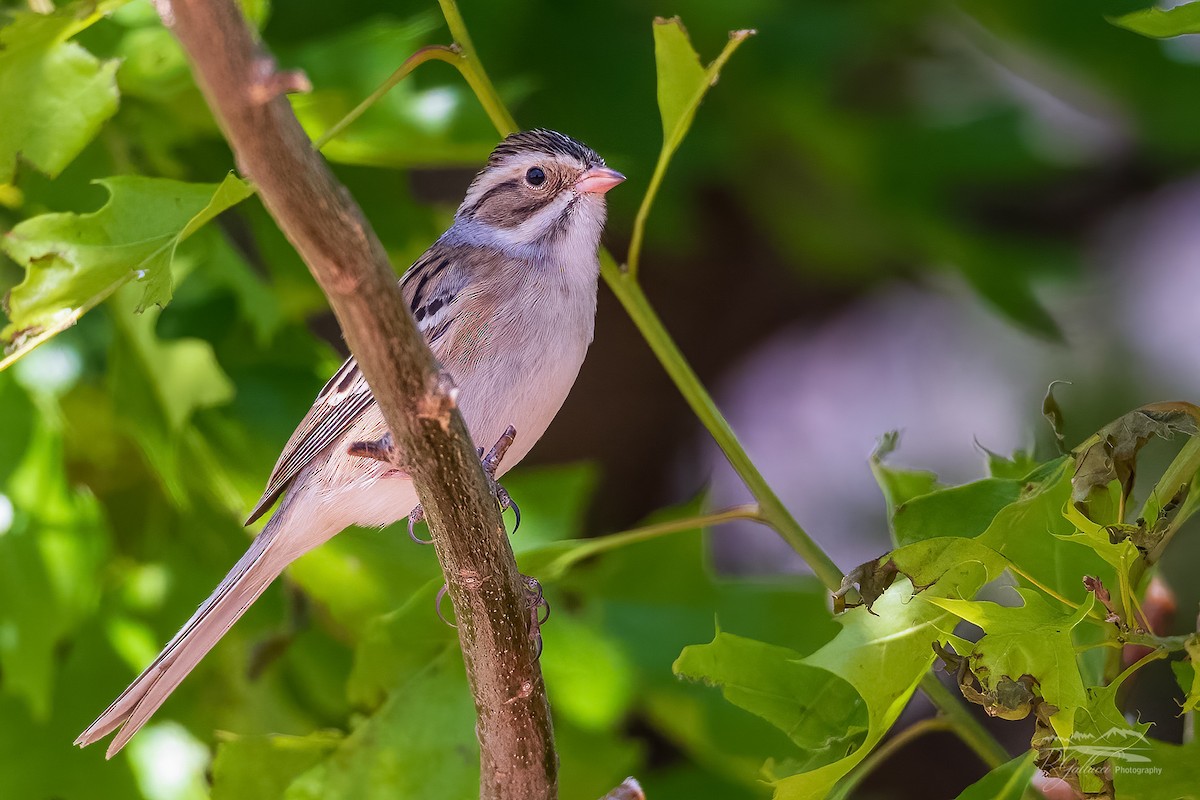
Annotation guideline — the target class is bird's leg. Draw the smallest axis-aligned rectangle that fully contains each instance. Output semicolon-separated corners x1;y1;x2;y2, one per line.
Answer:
479;425;521;534
348;426;521;544
346;433;433;543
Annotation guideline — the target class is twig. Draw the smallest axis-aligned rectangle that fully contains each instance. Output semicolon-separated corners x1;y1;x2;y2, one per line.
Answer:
158;2;556;798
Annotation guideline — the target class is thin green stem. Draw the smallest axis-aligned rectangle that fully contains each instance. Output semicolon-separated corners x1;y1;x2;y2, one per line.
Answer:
831;717;954;799
600;252;843;590
540;505;764;579
920;673;1009;769
627;30;753;278
1139;433;1200;566
437;0;517;135
313;45;463;151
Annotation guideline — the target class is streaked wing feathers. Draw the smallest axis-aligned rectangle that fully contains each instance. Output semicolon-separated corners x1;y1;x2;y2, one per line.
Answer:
245;246;475;525
245;358;374;524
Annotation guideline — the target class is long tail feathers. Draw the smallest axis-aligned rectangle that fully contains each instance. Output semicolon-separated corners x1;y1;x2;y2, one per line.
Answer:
76;519;288;758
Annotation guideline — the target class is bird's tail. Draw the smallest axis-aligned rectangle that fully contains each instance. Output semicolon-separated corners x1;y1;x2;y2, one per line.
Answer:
75;512;299;758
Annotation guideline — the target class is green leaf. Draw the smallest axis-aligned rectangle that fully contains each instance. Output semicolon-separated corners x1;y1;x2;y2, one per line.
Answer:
1112;739;1200;799
211;732;343;800
869;431;941;533
283;655;479;800
106;288;236;506
1063;678;1153;783
769;576;982;799
892;478;1023;547
1109;3;1200;38
927;588;1095;740
286;16;498;169
972;458;1114;605
954;752;1035;800
653;17;710;145
541;612;636;731
0;419;109;719
674;630;868;773
2;174;254;368
0;2;121;183
1172;635;1200;714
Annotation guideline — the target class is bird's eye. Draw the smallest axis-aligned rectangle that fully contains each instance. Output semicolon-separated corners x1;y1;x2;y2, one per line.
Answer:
525;167;546;187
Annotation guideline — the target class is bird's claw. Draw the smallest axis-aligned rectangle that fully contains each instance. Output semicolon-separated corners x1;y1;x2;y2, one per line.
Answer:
408;504;432;544
523;575;550;659
435;583;455;628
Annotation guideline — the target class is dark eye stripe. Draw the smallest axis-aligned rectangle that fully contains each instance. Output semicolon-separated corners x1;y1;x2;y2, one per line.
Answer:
462;179;518;219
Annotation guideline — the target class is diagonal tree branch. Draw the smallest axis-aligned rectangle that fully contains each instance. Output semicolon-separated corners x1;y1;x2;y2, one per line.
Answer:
155;1;556;798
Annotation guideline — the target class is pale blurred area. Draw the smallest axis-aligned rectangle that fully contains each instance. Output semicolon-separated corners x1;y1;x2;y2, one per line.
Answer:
685;25;1200;583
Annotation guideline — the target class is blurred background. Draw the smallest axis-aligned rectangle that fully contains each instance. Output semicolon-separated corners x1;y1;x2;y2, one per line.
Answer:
2;0;1200;798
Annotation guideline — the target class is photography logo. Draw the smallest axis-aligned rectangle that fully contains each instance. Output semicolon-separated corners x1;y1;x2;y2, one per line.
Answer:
1046;728;1161;776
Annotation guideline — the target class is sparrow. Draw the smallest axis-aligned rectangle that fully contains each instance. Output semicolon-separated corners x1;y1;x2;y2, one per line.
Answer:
76;129;625;757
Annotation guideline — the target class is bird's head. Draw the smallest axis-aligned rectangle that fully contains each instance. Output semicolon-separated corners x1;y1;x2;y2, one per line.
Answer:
456;129;624;257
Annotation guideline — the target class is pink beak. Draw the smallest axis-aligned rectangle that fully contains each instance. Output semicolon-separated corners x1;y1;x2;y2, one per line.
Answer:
575;166;626;195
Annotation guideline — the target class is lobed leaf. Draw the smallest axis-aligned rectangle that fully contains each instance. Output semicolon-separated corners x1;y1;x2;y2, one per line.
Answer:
927;589;1095;741
0;2;123;183
2;174;254;368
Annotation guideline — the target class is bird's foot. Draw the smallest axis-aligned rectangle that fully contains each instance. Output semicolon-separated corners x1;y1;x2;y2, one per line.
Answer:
522;575;551;658
433;574;549;658
384;425;521;545
346;431;399;464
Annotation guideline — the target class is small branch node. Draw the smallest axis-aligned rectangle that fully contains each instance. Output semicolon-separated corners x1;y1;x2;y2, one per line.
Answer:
503;680;534;705
248;58;312;104
417;370;460;432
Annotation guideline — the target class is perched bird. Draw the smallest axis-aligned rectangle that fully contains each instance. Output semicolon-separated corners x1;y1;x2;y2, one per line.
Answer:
76;129;624;757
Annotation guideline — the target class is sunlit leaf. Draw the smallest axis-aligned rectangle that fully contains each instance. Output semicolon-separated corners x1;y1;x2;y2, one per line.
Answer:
1110;3;1200;38
0;2;122;183
2;174;254;368
769;575;984;800
927;589;1095;740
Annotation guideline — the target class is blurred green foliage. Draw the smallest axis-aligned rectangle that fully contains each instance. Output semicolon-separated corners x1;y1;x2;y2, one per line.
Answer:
4;0;1200;798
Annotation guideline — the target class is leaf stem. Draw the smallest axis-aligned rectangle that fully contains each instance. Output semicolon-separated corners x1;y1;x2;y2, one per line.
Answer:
1139;434;1200;566
436;0;518;135
830;717;955;799
600;252;843;591
539;504;764;579
313;45;464;151
919;673;1009;769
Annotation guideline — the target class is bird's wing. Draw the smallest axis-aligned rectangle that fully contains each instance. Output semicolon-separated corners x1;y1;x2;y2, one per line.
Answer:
244;246;474;525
